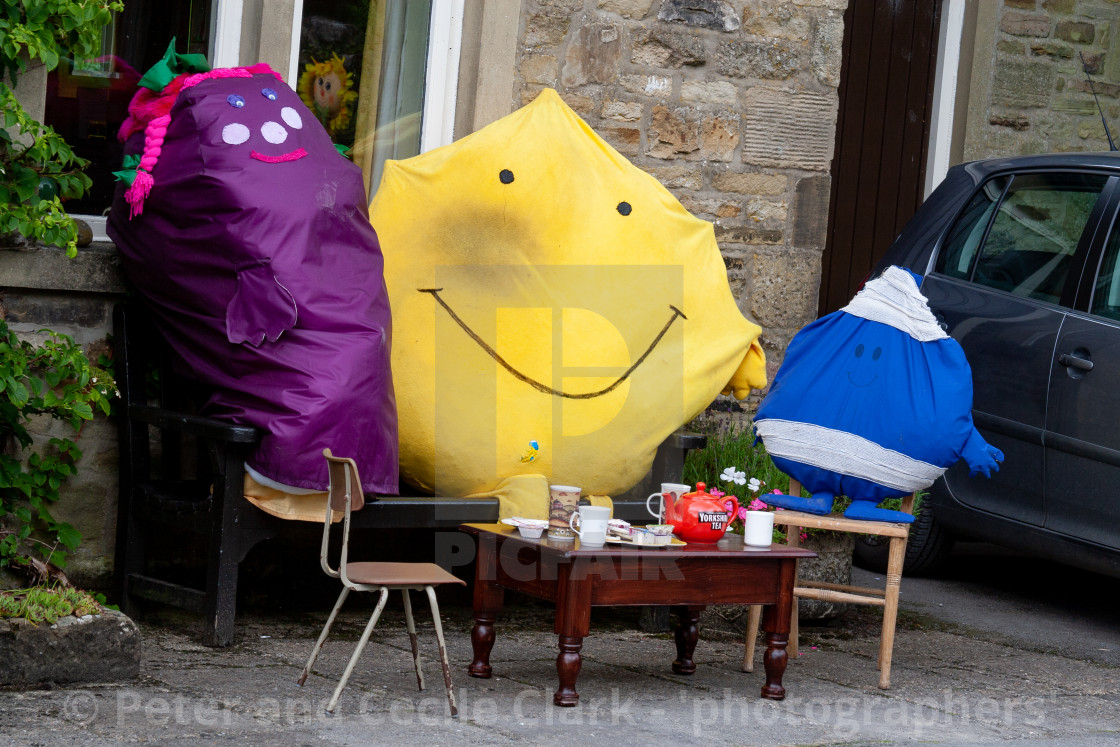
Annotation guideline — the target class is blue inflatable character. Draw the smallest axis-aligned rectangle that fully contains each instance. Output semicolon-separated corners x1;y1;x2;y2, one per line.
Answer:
755;266;1004;523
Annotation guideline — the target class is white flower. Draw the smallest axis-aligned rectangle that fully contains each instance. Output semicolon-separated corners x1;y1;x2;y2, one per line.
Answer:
720;467;747;485
747;477;762;493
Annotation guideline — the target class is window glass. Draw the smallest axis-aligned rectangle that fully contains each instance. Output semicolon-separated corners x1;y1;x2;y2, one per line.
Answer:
971;173;1107;304
1091;218;1120;321
297;0;432;200
42;2;212;217
936;175;1010;279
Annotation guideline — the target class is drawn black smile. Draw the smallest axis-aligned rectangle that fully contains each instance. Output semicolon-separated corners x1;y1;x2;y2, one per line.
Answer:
846;372;878;388
419;288;686;399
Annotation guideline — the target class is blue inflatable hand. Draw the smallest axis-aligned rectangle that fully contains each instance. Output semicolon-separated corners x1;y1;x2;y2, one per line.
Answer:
962;429;1003;479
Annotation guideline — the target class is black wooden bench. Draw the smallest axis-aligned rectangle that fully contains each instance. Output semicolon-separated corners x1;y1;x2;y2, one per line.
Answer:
113;301;705;645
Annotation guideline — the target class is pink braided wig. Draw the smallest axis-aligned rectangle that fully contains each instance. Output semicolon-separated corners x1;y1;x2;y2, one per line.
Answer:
118;63;282;218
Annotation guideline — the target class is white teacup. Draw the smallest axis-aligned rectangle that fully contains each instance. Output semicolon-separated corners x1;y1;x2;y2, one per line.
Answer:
569;505;611;546
744;510;775;549
645;482;691;522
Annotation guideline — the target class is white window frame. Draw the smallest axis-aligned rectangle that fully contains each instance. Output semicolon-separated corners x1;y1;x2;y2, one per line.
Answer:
420;0;464;153
211;0;244;68
924;0;966;198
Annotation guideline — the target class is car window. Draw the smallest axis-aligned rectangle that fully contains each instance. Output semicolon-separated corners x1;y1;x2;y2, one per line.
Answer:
1091;221;1120;321
973;173;1107;304
936;175;1011;279
937;173;1108;304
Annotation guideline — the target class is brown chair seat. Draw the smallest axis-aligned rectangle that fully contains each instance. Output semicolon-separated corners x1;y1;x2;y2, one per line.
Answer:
346;562;466;587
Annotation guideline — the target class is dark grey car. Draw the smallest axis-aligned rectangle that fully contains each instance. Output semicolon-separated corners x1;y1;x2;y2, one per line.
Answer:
861;153;1120;578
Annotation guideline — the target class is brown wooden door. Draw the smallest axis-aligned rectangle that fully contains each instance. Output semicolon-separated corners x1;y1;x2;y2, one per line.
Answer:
819;0;942;315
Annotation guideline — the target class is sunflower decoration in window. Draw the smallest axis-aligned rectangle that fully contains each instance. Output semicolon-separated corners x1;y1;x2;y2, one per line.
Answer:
298;53;357;139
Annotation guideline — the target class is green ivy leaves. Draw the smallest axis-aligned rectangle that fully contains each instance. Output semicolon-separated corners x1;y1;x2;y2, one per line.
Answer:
0;1;123;83
0;318;116;568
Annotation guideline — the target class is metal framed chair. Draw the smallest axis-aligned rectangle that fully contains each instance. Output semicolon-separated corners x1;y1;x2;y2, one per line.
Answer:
297;449;466;715
742;479;915;689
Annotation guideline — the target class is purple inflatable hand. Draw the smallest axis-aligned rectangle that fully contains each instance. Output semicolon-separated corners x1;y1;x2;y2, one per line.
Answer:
225;258;298;346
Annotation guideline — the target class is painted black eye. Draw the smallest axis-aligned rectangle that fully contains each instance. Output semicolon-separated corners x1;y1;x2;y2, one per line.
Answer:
854;344;865;358
499;169;514;184
872;347;882;361
617;201;632;216
261;87;278;100
227;94;245;108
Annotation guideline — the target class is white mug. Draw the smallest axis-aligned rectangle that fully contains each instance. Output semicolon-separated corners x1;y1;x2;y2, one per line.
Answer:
569;505;610;546
646;482;691;522
744;510;775;548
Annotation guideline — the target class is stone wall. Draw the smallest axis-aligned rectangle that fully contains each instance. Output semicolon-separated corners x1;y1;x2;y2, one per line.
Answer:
0;244;126;588
965;0;1120;160
512;0;846;427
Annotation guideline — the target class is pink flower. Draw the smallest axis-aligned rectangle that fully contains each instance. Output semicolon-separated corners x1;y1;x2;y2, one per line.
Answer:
722;497;738;513
800;532;809;542
737;507;748;522
772;489;783;495
709;488;726;498
748;499;768;512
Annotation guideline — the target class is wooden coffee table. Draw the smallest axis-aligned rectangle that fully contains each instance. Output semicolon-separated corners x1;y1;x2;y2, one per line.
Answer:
459;523;816;706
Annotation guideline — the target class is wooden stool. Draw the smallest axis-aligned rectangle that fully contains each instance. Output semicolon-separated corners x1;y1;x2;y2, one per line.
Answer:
742;480;914;689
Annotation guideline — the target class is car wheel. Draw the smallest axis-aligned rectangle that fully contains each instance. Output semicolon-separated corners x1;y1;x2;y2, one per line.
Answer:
852;499;956;576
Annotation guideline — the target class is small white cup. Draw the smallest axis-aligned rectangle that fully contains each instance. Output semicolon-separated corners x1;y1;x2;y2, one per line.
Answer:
645;482;691;522
744;510;775;548
569;505;610;546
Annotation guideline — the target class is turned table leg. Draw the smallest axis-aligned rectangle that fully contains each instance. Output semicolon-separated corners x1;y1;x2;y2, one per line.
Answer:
553;561;593;706
761;632;788;700
759;556;797;700
554;635;583;706
672;605;703;675
469;541;504;679
469;611;497;678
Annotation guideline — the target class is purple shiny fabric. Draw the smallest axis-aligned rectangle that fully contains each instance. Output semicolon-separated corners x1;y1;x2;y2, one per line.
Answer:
107;72;397;493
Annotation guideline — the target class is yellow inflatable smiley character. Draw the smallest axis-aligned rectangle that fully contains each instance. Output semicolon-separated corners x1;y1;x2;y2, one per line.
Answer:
369;89;766;519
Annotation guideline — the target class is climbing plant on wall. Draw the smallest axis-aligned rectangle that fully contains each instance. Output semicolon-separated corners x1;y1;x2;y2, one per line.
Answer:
0;318;115;570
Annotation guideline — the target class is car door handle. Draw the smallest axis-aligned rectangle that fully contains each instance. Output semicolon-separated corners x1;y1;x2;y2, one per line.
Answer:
1058;353;1094;372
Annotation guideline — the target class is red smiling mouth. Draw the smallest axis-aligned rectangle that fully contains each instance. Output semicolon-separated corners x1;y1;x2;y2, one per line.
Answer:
250;147;308;163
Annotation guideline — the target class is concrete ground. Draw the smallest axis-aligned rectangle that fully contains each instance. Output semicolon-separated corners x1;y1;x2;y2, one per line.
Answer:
2;545;1119;746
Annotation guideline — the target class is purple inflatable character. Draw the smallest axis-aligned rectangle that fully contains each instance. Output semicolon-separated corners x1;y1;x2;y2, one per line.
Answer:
108;59;397;506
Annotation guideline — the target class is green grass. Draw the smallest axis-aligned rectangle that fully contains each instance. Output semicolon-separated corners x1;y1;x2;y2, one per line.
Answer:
682;422;794;497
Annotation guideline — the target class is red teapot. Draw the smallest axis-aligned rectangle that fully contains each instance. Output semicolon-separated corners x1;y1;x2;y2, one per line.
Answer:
662;482;738;544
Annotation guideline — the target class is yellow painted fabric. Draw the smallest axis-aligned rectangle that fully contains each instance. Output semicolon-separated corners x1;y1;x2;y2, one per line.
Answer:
466;473;613;522
370;88;766;508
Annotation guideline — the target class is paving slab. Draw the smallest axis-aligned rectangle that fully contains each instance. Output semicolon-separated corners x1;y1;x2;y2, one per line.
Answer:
1;585;1118;747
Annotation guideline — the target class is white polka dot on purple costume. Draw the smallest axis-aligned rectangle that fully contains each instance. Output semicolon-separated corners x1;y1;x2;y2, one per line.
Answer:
260;121;287;144
222;122;250;145
281;107;302;129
